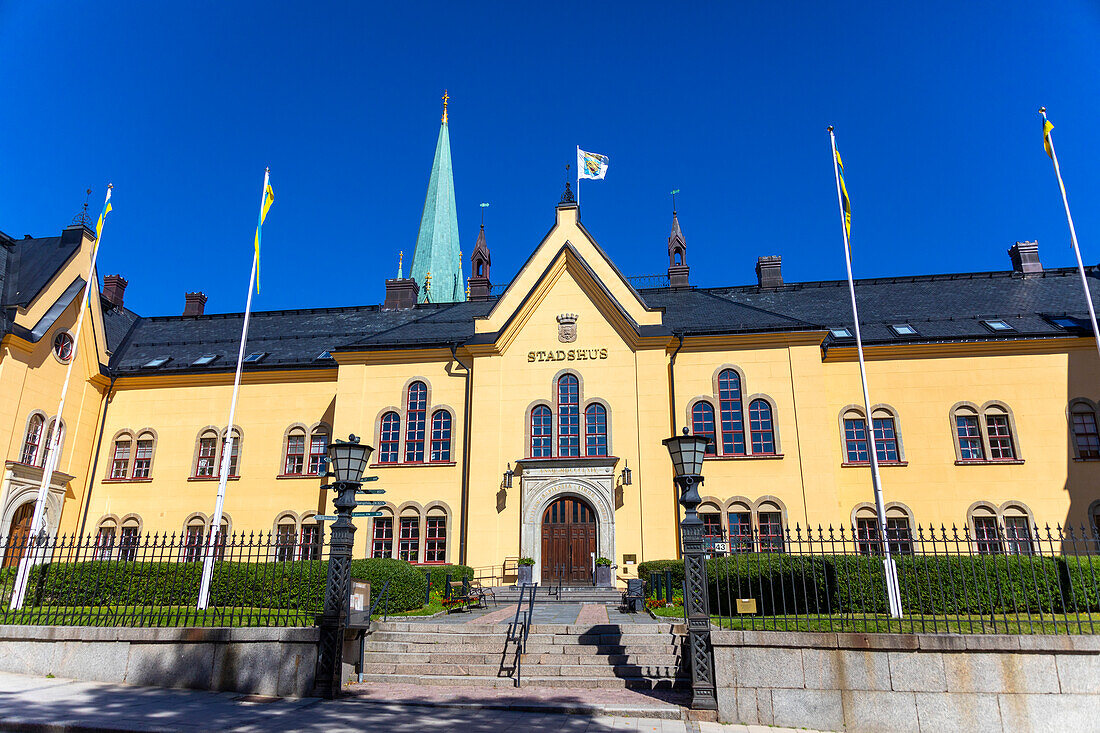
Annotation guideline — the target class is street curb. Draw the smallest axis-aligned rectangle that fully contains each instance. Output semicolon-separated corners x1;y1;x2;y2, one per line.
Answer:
342;694;685;719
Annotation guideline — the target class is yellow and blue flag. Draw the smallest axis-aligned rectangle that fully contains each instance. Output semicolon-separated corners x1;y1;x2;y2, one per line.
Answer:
254;179;274;292
1043;118;1055;160
95;186;113;240
835;149;851;240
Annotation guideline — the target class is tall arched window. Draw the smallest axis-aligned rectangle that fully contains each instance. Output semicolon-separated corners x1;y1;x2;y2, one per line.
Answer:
748;399;775;454
530;405;552;458
308;426;329;475
110;436;132;479
691;401;717;455
284;427;306;475
954;406;984;461
558;375;580;457
718;369;745;455
132;432;155;478
379;412;400;463
224;428;241;477
405;381;427;462
1071;401;1100;460
951;402;1021;463
585;403;608;456
21;414;44;465
194;430;219;477
984;404;1016;460
39;418;63;467
430;410;452;462
842;407;901;463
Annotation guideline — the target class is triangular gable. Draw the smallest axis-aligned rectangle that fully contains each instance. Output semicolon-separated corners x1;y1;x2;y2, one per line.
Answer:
472;205;665;351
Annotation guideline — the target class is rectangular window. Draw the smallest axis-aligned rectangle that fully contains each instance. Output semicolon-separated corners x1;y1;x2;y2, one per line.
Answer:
184;525;205;562
119;526;139;561
886;517;914;555
94;528;115;560
132;439;153;478
300;524;321;561
873;418;899;462
701;513;722;554
728;512;752;552
308;432;328;475
844;418;869;462
285;434;305;474
986;415;1015;460
1073;412;1100;459
196;438;217;477
758;512;784;553
974;516;1001;554
956;415;984;460
1004;516;1032;555
275;523;297;562
111;440;131;479
399;517;419;563
226;436;240;477
856;518;881;556
371;517;393;558
424;516;446;563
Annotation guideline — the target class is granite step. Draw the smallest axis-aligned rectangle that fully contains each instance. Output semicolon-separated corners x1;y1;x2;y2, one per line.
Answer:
356;673;689;690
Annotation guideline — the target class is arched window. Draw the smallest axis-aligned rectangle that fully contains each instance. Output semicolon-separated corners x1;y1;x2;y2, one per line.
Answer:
530;405;552;458
749;399;775;454
430;410;451;462
132;432;155;478
969;504;1001;554
558;375;580;457
275;515;297;562
120;516;141;561
284;427;306;475
94;518;116;560
984;404;1016;460
21;414;44;465
1070;401;1100;460
194;430;219;477
843;407;901;463
299;515;321;560
854;504;914;556
757;501;785;553
379;412;400;463
39;418;63;468
372;511;394;557
953;405;984;461
224;428;241;477
700;502;723;554
585;403;608;456
718;369;745;455
184;515;207;562
691;401;717;455
727;502;753;553
399;511;420;562
308;426;329;475
405;381;427;462
110;436;132;479
425;508;447;563
1002;504;1033;555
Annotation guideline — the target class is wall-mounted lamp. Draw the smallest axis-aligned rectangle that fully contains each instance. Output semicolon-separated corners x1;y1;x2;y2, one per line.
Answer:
620;459;632;486
503;462;514;489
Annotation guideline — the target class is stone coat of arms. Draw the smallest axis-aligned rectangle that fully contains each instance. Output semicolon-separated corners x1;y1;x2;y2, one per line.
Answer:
557;313;578;343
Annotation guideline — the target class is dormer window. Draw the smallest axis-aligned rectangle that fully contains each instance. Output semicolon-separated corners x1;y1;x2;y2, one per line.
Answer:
889;323;918;337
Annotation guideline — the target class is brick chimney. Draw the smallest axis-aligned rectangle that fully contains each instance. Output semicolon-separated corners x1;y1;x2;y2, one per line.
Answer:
183;292;208;316
383;278;419;310
102;274;128;309
1008;241;1042;274
756;256;783;288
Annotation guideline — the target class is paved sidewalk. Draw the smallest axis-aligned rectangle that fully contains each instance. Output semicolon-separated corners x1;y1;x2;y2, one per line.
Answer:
0;672;833;732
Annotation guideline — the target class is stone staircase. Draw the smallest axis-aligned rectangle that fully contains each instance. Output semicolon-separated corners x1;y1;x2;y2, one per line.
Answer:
358;620;688;689
492;585;625;604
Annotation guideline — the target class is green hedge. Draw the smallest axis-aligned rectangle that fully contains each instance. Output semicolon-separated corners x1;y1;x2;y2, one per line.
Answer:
348;558;426;612
708;555;833;616
637;560;684;596
1060;555;1100;611
420;564;474;596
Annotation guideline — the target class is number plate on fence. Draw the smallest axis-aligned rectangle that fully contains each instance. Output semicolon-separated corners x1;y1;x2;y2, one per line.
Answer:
712;542;730;553
352;511;383;517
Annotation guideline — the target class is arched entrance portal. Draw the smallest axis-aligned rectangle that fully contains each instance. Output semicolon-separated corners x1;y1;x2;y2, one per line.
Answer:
3;503;33;569
541;496;596;584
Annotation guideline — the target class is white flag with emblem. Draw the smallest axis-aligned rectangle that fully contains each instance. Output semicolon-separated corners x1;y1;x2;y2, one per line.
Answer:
577;147;609;180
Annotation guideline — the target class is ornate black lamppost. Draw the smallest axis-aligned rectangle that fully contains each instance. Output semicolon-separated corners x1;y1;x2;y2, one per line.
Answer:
313;435;372;699
663;427;717;711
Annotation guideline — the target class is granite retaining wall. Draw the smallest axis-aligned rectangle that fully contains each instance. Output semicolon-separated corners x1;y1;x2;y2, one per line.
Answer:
0;625;320;697
712;630;1100;732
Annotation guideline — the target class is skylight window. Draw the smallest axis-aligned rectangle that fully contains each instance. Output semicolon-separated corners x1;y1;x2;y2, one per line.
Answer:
243;352;267;363
1052;316;1084;330
192;354;218;366
981;319;1014;332
889;323;919;337
143;356;171;368
830;327;852;339
315;351;333;361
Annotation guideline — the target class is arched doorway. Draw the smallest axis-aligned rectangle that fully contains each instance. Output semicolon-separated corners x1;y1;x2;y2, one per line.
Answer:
541;496;596;584
3;503;33;569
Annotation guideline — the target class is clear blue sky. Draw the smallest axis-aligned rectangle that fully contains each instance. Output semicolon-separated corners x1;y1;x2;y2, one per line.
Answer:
2;2;1098;317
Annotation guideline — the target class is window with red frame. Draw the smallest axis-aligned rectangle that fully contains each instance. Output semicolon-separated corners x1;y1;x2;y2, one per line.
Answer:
1072;409;1100;459
21;415;43;465
372;517;393;557
132;437;153;478
430;410;451;462
974;515;1001;554
1004;515;1032;555
585;403;608;456
844;418;869;462
758;511;784;553
691;401;717;455
275;522;296;562
300;523;321;560
398;517;419;562
702;512;722;554
530;405;552;457
379;412;400;463
284;431;305;474
718;369;745;455
985;413;1015;460
956;414;984;460
748;399;775;454
110;439;131;479
728;511;752;552
94;527;115;560
308;429;328;475
873;417;899;461
405;382;427;462
225;431;240;476
195;435;217;477
424;516;446;562
558;375;580;457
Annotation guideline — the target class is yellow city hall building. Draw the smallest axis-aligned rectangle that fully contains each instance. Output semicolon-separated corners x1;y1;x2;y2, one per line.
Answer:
4;113;1100;584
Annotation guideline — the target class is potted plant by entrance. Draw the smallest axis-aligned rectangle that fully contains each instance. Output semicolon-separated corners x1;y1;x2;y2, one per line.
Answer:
594;557;614;588
517;557;535;586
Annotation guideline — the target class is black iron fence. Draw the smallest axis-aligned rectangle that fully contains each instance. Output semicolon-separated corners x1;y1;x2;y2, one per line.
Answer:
641;524;1100;634
0;530;329;627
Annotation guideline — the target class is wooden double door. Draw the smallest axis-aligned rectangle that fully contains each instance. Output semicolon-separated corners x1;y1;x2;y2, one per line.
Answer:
3;503;33;569
541;496;596;585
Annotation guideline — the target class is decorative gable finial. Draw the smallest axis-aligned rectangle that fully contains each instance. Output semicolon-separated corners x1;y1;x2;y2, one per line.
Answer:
72;188;93;228
441;89;449;124
397;250;404;279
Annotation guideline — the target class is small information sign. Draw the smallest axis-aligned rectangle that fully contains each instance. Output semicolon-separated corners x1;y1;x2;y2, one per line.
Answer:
351;511;383;517
314;514;338;522
356;500;386;506
356;488;385;494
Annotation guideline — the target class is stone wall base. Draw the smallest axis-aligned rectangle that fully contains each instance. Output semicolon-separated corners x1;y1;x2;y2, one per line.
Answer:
0;625;321;698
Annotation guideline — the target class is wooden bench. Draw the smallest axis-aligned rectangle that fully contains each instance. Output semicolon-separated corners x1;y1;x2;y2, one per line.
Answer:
468;579;496;608
443;581;474;612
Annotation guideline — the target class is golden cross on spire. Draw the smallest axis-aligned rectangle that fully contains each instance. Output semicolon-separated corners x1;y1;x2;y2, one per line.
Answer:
442;90;449;124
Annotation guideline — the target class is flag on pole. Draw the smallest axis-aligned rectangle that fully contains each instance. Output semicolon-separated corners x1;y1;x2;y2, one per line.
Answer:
577;148;609;180
253;180;274;292
95;187;113;240
835;149;851;240
1043;118;1055;160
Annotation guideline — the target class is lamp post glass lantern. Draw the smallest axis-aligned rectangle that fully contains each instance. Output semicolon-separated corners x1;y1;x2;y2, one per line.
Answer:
662;428;709;478
327;435;372;484
503;463;514;489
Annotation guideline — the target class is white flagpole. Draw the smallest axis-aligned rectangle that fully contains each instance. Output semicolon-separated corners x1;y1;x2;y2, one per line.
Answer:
10;184;112;610
1040;108;1100;365
828;127;902;619
197;167;268;610
575;147;581;208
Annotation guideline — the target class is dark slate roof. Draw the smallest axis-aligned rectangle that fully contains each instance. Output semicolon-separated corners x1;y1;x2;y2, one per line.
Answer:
100;297;141;354
3;227;86;308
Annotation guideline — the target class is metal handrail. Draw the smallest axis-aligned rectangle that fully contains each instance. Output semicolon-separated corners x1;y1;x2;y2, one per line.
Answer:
505;582;536;687
366;579;391;628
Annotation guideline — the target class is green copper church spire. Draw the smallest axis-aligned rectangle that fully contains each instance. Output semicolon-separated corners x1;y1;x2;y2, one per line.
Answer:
409;91;464;303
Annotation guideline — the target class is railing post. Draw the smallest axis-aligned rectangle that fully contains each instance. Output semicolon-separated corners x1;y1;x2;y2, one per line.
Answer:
312;480;359;699
665;569;674;603
677;474;717;711
445;572;452;600
425;570;432;606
